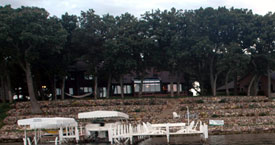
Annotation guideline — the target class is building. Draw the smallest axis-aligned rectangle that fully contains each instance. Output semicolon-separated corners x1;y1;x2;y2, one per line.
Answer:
217;73;275;97
58;61;186;98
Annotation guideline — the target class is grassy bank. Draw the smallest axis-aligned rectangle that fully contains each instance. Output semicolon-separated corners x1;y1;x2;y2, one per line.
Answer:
0;103;10;129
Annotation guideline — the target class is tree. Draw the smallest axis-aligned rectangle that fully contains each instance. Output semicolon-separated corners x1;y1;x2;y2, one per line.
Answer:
247;13;275;97
58;12;79;100
9;7;67;113
104;13;137;98
220;43;249;95
142;8;186;97
130;17;155;97
102;14;118;98
0;5;14;103
74;9;105;99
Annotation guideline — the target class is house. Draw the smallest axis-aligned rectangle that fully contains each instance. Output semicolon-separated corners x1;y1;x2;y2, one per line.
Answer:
58;61;186;98
217;73;275;97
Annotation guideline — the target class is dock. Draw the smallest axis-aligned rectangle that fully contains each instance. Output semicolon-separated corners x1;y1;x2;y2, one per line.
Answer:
108;120;208;144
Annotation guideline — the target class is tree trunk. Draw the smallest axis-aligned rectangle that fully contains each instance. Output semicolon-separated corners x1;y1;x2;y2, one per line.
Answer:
212;73;219;97
106;73;112;98
94;75;98;99
39;88;44;101
247;74;257;97
0;76;6;103
210;56;215;96
234;73;238;95
25;61;42;114
61;76;65;100
225;71;231;96
53;76;57;100
176;78;180;96
138;76;144;98
170;80;174;97
6;74;13;103
253;75;261;96
267;65;271;98
119;75;124;99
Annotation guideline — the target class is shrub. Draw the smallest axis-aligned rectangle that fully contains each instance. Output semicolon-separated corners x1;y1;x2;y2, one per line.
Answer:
133;101;140;105
246;113;255;116
180;107;186;111
123;101;131;105
249;104;256;108
211;114;219;118
219;98;227;103
259;112;268;116
196;99;204;104
251;99;257;102
149;99;156;105
0;103;11;129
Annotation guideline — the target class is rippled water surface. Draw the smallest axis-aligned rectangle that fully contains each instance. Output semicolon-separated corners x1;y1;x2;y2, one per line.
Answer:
2;133;275;145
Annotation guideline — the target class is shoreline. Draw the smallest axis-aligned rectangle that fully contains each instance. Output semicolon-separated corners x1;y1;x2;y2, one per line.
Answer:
1;96;275;142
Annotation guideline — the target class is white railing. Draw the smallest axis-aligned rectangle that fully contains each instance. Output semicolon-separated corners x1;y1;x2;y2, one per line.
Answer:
108;120;208;144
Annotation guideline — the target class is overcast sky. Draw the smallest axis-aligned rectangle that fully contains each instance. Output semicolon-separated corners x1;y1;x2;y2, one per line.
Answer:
1;0;274;17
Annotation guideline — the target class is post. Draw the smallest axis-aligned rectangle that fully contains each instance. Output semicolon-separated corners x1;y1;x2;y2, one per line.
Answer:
129;124;133;144
34;129;37;145
23;138;27;145
75;126;79;142
166;124;170;143
24;126;27;144
27;138;32;145
59;127;63;144
203;123;208;139
66;126;68;136
108;127;113;144
187;106;190;126
55;137;58;145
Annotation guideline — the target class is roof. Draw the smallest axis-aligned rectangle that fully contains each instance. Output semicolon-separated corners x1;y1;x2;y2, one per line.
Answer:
78;111;129;120
17;117;77;129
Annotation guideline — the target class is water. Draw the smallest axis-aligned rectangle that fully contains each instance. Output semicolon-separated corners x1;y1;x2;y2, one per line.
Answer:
1;133;275;145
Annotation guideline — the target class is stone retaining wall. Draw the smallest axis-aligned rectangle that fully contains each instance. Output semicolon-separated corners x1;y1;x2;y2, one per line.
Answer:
1;96;275;141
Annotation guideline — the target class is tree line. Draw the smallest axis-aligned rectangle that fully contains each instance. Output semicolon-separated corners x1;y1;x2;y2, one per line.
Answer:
0;5;274;113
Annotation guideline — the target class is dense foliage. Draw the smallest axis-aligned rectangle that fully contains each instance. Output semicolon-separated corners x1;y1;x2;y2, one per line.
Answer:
0;5;274;113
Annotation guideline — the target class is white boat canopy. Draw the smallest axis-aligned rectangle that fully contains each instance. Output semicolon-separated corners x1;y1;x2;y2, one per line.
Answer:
17;117;78;129
78;111;129;120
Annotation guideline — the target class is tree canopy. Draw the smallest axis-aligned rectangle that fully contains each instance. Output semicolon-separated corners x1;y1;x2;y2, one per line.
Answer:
1;5;275;112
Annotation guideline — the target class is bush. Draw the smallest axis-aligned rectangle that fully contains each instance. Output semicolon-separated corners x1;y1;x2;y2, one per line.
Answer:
123;101;131;105
149;99;156;105
196;99;204;104
219;98;227;103
246;113;255;116
0;103;10;129
211;114;219;118
249;104;257;108
180;107;186;111
251;99;257;102
259;112;268;116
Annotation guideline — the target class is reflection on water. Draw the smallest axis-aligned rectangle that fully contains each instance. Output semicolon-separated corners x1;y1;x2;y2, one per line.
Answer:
1;133;275;145
140;133;275;145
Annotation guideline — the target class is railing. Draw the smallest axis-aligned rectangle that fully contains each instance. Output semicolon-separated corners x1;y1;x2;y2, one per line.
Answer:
108;120;208;144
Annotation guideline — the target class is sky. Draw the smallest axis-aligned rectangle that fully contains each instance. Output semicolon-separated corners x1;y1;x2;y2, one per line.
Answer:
0;0;274;17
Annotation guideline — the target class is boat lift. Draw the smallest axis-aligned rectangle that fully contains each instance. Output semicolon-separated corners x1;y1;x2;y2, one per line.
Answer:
17;117;79;145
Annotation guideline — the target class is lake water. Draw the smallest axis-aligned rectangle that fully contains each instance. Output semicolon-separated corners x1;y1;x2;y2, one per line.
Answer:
2;133;275;145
